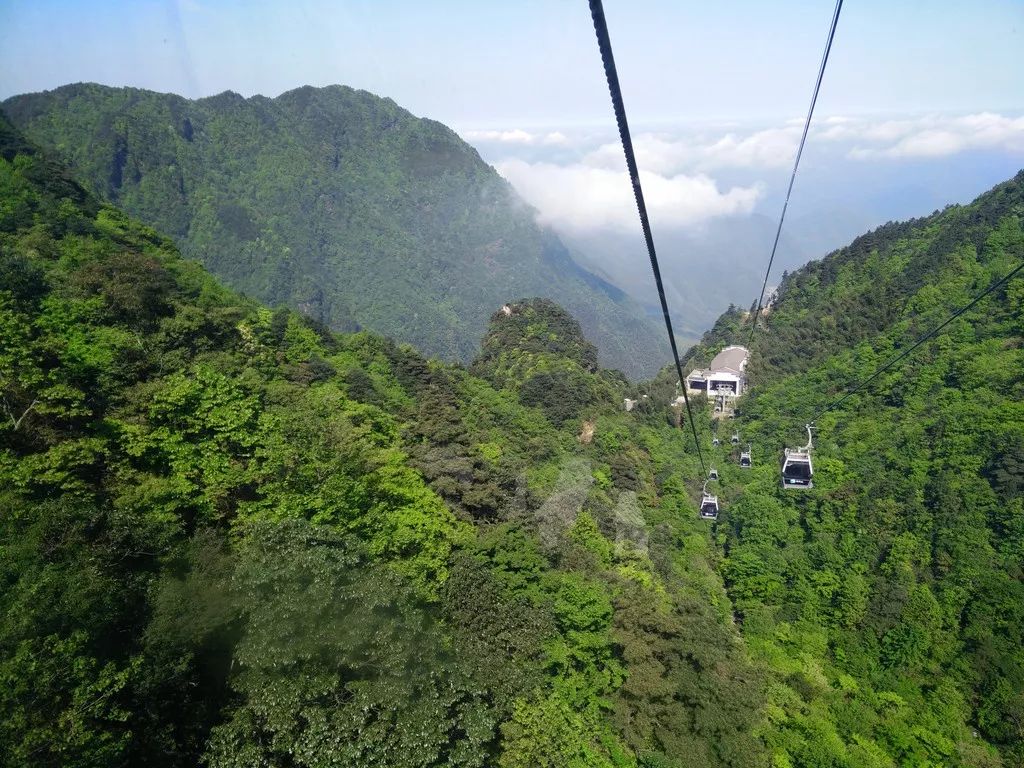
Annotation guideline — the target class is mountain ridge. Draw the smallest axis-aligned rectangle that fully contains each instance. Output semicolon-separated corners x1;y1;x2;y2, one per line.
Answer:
2;82;668;378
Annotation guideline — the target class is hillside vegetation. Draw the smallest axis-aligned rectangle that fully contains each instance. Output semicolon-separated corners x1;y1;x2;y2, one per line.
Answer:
4;96;1024;768
0;117;761;768
2;83;666;377
688;171;1024;767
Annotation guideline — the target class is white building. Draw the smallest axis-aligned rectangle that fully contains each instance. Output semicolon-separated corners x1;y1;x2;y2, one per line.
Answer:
685;345;749;399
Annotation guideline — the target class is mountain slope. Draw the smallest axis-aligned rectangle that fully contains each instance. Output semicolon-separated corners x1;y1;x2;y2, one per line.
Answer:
0;116;762;768
690;170;1024;767
1;82;667;377
687;170;1024;380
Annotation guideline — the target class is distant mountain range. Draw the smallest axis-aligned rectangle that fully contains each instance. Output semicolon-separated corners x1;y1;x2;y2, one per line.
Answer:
2;83;668;377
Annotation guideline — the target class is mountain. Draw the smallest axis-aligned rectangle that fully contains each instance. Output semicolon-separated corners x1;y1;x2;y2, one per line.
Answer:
4;94;1024;767
1;83;667;378
0;116;760;767
688;169;1024;767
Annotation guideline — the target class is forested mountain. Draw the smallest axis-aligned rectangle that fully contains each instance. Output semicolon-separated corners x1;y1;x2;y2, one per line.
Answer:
0;116;760;767
687;171;1024;766
4;88;1024;768
1;83;667;377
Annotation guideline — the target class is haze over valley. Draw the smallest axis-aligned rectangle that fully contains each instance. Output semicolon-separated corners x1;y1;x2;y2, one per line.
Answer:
465;114;1024;337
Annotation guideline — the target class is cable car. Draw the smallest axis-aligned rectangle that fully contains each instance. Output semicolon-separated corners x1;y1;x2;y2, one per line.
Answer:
731;433;740;445
709;467;719;480
712;437;721;447
740;446;751;468
782;425;815;489
700;492;719;520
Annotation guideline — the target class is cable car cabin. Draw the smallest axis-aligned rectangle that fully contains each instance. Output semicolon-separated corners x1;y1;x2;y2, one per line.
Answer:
731;433;740;445
781;448;813;488
709;468;719;480
700;493;719;520
740;448;751;468
712;437;721;447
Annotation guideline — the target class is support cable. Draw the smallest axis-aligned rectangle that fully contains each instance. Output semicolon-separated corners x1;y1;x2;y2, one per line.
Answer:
807;259;1024;425
747;0;843;347
588;0;707;476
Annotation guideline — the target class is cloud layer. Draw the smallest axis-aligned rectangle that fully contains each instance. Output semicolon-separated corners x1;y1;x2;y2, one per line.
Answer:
496;158;762;233
576;112;1024;173
582;127;803;174
468;111;1023;235
833;113;1024;159
462;128;568;146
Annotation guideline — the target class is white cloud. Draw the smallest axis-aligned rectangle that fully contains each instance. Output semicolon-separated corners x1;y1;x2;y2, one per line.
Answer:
495;158;762;234
585;112;1024;171
861;119;919;142
582;126;801;175
893;113;1024;157
884;129;966;157
830;112;1024;159
462;128;570;146
472;111;1023;233
582;135;694;174
700;126;801;169
463;128;536;144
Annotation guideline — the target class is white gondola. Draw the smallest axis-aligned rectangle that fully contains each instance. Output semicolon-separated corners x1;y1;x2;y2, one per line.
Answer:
700;492;719;520
709;467;719;481
699;478;720;519
740;445;752;469
731;433;740;445
712;437;721;447
782;425;815;489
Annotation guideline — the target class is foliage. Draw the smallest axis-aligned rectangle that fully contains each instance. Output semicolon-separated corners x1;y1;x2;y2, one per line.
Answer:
704;170;1024;767
0;117;759;768
6;95;1022;768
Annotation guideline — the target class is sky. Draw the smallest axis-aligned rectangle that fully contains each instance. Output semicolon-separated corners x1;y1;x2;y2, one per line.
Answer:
2;0;1023;126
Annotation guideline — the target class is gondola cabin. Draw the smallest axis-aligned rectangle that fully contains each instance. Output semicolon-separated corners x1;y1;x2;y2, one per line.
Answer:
700;493;719;520
712;437;721;447
740;448;751;468
781;447;813;488
731;433;740;445
709;468;719;480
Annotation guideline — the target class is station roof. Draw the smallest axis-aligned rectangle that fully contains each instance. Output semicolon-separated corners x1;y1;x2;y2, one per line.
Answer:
708;345;749;375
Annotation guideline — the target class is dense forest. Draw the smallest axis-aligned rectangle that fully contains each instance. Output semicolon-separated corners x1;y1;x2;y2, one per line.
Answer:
2;102;1023;768
1;83;667;378
687;171;1024;767
0;115;761;767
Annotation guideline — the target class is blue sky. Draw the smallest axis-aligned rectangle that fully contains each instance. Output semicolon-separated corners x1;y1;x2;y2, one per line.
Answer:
2;0;1022;127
